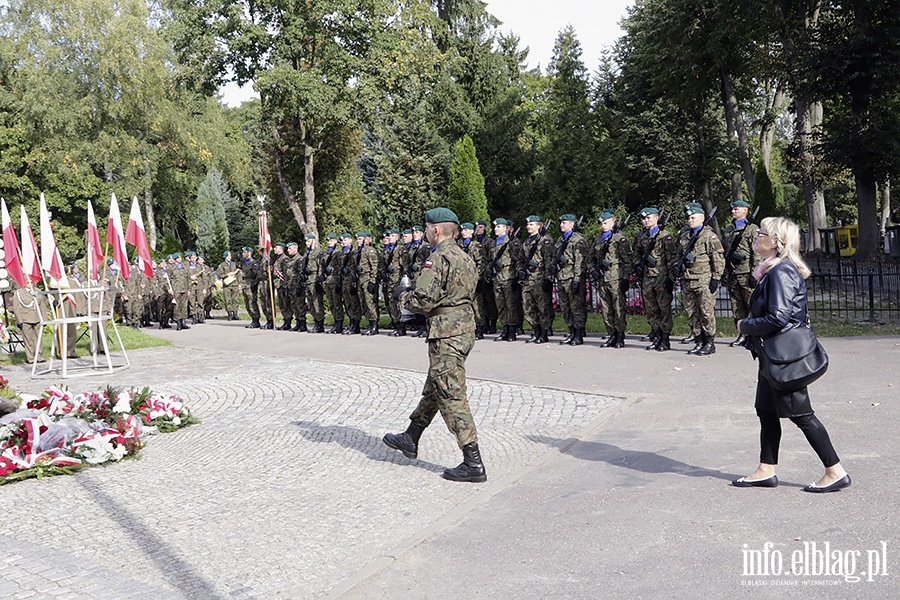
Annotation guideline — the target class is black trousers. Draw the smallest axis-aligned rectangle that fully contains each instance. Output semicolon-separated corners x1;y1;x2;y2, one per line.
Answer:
756;408;840;468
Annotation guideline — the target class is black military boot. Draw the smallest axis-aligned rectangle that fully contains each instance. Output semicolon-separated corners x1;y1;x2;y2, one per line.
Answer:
313;320;325;333
567;327;585;346
416;327;427;338
614;330;625;348
507;325;518;342
486;319;497;335
561;326;575;345
278;319;293;331
495;325;510;341
729;334;746;347
294;320;309;332
362;321;379;336
262;320;274;330
390;323;407;337
330;319;344;334
474;325;484;340
526;325;540;343
536;326;549;344
698;333;717;355
182;319;191;330
351;319;362;334
603;331;617;347
687;333;705;355
442;442;487;483
656;333;671;352
681;333;696;344
646;330;661;350
175;319;182;331
246;319;260;329
382;421;425;459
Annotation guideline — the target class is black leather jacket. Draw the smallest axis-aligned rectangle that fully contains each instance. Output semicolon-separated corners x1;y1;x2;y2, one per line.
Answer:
740;261;807;341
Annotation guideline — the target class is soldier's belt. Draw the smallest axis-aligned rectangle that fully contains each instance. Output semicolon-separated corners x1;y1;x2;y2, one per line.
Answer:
425;305;468;318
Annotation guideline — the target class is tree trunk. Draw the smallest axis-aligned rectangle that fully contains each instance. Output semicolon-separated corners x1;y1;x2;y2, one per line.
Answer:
142;150;158;250
721;64;755;202
731;172;743;204
304;141;317;238
271;124;307;232
880;178;891;233
760;82;786;171
796;98;826;252
853;163;879;258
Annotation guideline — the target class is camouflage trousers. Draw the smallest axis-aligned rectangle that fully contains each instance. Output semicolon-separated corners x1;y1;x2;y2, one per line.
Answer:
305;282;324;321
522;278;553;329
174;292;189;320
241;286;260;321
557;278;587;328
598;280;627;333
410;332;478;449
189;287;204;318
325;282;344;322
221;285;240;314
359;279;378;323
382;276;401;323
258;283;275;322
278;286;293;321
493;280;519;326
286;286;305;323
472;282;485;327
727;272;755;322
341;282;361;321
481;280;498;321
641;276;674;334
682;278;716;336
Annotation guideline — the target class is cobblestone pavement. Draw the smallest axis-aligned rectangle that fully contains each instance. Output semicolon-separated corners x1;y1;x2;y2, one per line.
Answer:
0;346;623;599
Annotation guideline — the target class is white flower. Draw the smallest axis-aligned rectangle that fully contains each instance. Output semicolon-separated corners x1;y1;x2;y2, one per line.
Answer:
112;392;132;413
172;416;181;426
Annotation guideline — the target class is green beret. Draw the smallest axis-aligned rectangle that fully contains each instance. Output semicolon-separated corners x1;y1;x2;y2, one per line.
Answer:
173;252;182;259
241;246;252;252
461;222;475;230
388;228;400;235
274;242;286;249
730;200;750;208
507;219;516;227
526;215;543;223
639;207;659;218
493;218;508;226
326;234;338;240
184;251;196;257
223;250;231;258
685;202;705;216
598;210;616;222
305;233;316;240
287;241;299;247
107;259;115;265
402;229;412;235
476;219;488;226
412;225;424;232
340;233;353;239
424;207;460;225
559;213;577;221
357;231;371;238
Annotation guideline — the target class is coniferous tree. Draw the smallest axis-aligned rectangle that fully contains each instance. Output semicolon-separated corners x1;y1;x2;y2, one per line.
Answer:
447;134;488;224
194;169;231;262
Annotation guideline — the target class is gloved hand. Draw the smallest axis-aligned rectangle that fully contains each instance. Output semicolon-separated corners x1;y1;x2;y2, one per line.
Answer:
366;282;376;294
393;281;411;301
590;270;601;282
541;279;553;293
664;278;675;294
708;278;719;294
570;281;582;297
517;268;528;281
316;274;325;284
619;278;630;293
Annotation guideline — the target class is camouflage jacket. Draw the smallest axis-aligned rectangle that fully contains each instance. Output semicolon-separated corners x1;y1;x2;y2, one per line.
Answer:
216;261;240;287
554;231;589;282
272;253;288;289
169;264;191;294
677;226;725;281
632;227;678;282
722;221;760;276
590;231;633;283
458;238;486;279
403;237;475;339
322;247;342;284
356;245;379;284
303;247;323;287
381;244;403;283
490;236;524;284
284;253;304;289
521;232;556;283
239;257;259;288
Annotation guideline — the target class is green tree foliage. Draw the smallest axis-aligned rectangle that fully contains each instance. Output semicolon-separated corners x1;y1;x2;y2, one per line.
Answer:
447;134;488;224
194;169;231;261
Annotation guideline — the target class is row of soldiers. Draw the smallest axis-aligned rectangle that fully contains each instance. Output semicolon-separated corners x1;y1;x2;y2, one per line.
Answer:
217;200;758;356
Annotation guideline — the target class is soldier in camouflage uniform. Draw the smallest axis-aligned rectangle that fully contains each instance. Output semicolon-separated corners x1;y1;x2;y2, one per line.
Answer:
383;207;486;483
339;233;362;335
633;207;679;351
121;257;141;328
475;220;498;334
381;228;405;336
507;219;526;335
590;209;633;348
303;233;326;332
321;234;345;333
675;202;725;356
722;199;759;347
155;259;174;329
490;218;524;341
269;243;290;329
238;246;261;328
168;253;191;331
198;256;214;320
283;242;305;331
216;251;241;320
554;214;590;346
185;252;204;323
459;222;487;339
408;225;431;337
257;247;277;329
520;215;556;344
356;231;380;336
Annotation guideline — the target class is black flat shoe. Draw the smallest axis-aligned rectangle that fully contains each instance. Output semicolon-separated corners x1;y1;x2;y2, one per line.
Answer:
803;474;851;493
732;475;778;488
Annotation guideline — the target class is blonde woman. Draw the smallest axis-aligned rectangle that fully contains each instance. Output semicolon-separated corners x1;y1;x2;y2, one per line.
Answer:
733;217;850;493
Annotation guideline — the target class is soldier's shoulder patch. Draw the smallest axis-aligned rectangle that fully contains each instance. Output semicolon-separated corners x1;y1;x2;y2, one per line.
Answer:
710;234;719;240
424;260;433;268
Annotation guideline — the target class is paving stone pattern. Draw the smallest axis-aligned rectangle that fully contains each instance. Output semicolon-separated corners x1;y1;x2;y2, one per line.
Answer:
1;348;623;599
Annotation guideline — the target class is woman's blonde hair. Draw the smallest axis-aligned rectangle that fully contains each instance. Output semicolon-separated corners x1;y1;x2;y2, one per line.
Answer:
759;216;811;279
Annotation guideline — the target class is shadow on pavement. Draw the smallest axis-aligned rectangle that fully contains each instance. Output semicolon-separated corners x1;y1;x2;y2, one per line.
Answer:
528;434;739;481
77;475;224;599
293;421;446;474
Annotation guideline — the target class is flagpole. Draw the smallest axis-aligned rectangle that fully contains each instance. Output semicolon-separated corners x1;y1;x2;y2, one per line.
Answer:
258;196;276;324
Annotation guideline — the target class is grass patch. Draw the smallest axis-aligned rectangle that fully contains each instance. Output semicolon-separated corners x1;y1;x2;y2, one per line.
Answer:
1;323;170;366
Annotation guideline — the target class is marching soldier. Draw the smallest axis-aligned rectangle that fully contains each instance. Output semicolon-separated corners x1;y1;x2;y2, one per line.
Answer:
490;218;524;341
590;209;633;348
520;215;555;344
459;222;487;339
304;233;326;332
216;251;241;320
554;214;589;346
322;234;345;333
356;231;380;336
675;202;725;355
633;207;678;351
238;246;261;328
340;233;362;334
722;200;759;346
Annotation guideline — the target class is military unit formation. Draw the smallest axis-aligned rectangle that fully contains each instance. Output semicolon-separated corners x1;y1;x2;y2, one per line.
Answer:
33;201;758;356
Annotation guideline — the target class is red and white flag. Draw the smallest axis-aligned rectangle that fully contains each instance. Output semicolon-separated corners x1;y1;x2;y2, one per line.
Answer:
125;196;153;279
86;199;105;280
1;198;27;288
39;193;68;286
106;193;131;281
258;210;272;254
19;204;41;284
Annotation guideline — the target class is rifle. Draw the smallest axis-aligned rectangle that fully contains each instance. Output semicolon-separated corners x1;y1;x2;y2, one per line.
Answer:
673;206;718;279
634;209;667;282
592;212;633;282
549;215;584;282
722;205;760;283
